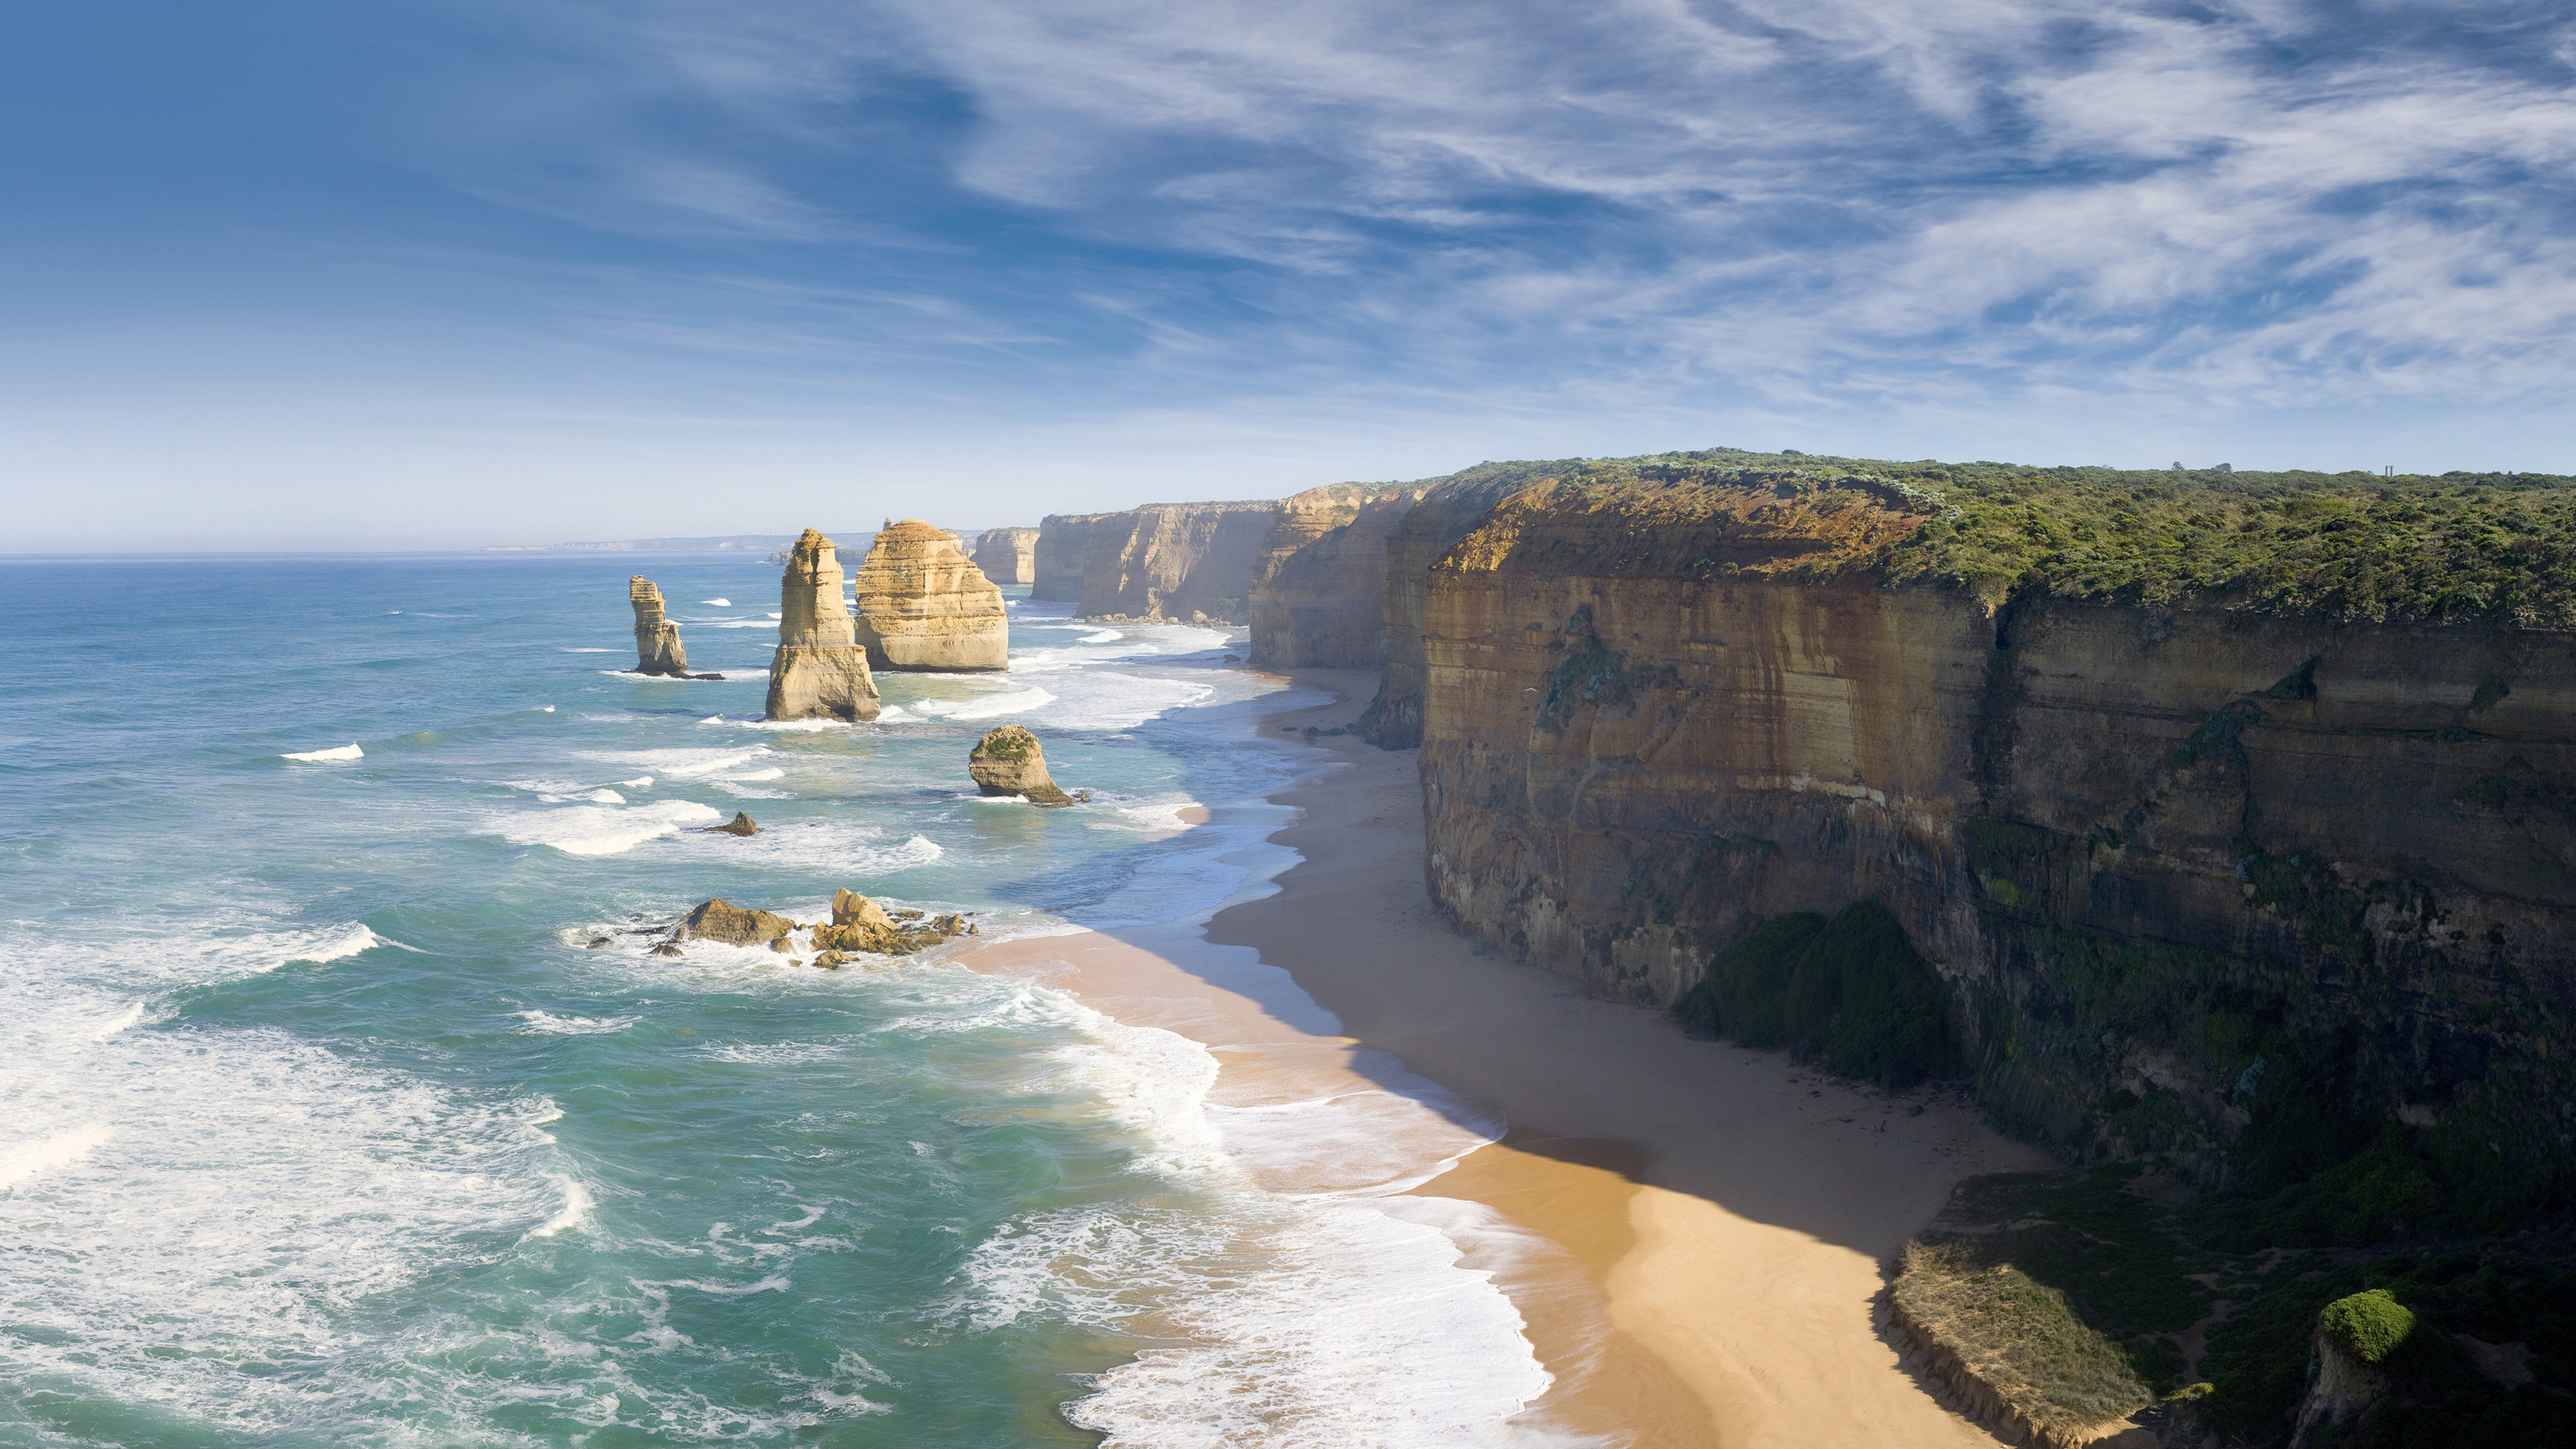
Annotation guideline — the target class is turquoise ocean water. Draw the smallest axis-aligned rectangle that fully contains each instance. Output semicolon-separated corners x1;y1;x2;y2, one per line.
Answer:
0;554;1550;1448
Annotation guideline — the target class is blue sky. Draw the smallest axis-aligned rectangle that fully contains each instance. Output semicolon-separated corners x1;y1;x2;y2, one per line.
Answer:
6;0;2574;549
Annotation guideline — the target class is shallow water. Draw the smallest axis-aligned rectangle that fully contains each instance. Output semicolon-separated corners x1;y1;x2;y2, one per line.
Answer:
0;553;1550;1447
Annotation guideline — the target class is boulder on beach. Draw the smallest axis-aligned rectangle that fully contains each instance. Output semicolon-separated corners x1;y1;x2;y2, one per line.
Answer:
701;811;759;837
674;898;798;946
968;725;1075;806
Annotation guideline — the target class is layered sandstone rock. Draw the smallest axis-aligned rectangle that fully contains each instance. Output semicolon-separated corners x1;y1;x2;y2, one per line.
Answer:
1415;468;2576;1191
628;576;693;676
1354;460;1578;746
973;527;1039;586
851;519;1008;672
763;529;881;722
1078;500;1279;621
968;724;1075;806
1248;482;1430;668
1034;513;1110;600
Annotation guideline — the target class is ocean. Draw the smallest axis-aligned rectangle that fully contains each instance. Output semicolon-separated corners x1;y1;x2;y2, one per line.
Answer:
0;553;1554;1447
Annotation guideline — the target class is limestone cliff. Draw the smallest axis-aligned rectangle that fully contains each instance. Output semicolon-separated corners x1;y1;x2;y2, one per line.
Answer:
1034;513;1110;600
1415;462;2576;1210
1248;482;1430;668
1354;460;1585;745
973;527;1039;586
628;576;692;676
763;529;881;722
1078;500;1279;621
851;519;1009;672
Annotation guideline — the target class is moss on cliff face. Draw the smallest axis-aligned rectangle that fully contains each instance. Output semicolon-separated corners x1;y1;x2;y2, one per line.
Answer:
1671;901;1955;1088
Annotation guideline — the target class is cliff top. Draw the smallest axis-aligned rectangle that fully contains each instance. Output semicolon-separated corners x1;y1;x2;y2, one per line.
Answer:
1440;447;2576;628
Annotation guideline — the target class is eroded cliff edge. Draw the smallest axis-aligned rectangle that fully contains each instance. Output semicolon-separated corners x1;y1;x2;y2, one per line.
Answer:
1415;461;2576;1210
1077;500;1279;622
1248;482;1428;668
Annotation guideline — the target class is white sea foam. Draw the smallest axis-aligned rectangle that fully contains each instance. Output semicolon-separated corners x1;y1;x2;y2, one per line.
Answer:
91;1001;147;1038
680;820;943;875
576;746;770;780
909;686;1055;721
701;598;731;606
526;1175;596;1238
616;776;653;788
1080;629;1124;643
1095;798;1201;835
494;800;725;856
282;742;362;763
515;1010;635;1035
0;1123;113;1190
564;647;615;653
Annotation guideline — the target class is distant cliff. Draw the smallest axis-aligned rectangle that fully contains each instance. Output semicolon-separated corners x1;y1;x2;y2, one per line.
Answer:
1077;500;1279;621
1247;482;1430;668
973;527;1039;586
1408;456;2576;1214
1034;513;1109;600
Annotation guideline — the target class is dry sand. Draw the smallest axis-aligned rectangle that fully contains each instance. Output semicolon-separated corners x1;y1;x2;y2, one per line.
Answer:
963;668;2051;1446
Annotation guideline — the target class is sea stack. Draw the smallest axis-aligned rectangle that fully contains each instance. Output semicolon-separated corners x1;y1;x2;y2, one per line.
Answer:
972;527;1039;586
851;519;1009;672
629;576;692;676
763;529;881;722
968;724;1075;806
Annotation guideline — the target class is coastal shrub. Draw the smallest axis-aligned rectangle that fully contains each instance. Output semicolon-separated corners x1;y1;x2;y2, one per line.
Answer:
1892;1237;2153;1434
1674;902;1954;1088
2320;1289;2417;1363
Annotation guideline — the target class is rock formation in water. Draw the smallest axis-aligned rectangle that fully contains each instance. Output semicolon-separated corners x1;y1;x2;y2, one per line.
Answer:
969;724;1075;806
1077;500;1279;621
673;898;796;946
700;811;759;836
851;520;1009;672
810;887;977;955
973;527;1040;586
1034;513;1110;600
1248;482;1433;669
1408;453;2576;1203
764;529;882;722
628;576;696;676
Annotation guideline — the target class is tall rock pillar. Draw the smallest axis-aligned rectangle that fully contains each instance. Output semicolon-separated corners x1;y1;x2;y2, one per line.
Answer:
764;529;881;721
629;576;692;676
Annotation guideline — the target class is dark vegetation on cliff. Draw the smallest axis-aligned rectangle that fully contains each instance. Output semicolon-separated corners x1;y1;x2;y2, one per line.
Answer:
1669;902;1955;1089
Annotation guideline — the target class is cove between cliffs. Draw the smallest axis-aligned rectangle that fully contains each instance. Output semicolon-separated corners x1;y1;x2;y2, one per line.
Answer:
959;669;2050;1448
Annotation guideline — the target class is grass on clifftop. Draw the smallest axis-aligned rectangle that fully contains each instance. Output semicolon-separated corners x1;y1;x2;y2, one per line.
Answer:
1894;1237;2155;1434
1489;445;2576;627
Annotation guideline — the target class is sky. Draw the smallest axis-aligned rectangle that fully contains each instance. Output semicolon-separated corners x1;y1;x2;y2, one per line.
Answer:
5;0;2574;549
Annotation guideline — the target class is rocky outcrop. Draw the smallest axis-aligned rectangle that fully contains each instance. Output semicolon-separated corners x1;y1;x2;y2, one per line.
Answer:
764;529;881;722
1415;466;2576;1198
1248;482;1431;668
628;576;694;676
1034;513;1111;600
700;811;759;837
810;887;977;955
851;519;1009;672
1078;500;1279;621
674;898;796;946
973;527;1039;586
969;724;1076;806
1355;460;1580;746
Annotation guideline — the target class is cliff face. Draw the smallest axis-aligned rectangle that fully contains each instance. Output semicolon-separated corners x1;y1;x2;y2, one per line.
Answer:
851;519;1009;672
1077;500;1279;621
765;529;881;721
1417;474;2576;1200
1247;482;1430;667
628;576;691;676
1355;460;1585;746
1034;513;1108;600
973;527;1039;586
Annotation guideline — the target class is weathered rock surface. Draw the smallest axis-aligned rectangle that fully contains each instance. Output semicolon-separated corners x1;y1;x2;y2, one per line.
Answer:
969;724;1075;806
700;811;759;837
764;529;881;722
1077;500;1279;621
674;898;797;946
628;576;694;676
810;887;974;955
973;527;1039;586
851;519;1008;672
1415;469;2576;1191
1354;460;1578;747
1034;513;1111;600
1249;482;1431;669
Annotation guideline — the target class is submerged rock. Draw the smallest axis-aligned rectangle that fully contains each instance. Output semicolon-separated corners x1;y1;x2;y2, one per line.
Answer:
765;529;882;722
812;949;851;970
674;898;797;946
968;725;1075;806
700;811;759;837
628;576;692;677
852;519;1009;672
650;941;684;957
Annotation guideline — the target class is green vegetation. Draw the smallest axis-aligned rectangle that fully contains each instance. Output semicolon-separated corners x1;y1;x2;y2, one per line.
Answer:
1892;1237;2153;1433
1525;445;2576;626
2321;1289;2418;1363
1670;900;1953;1087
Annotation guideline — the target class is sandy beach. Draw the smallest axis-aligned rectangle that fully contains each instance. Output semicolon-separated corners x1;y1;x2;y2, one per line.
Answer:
967;668;2053;1446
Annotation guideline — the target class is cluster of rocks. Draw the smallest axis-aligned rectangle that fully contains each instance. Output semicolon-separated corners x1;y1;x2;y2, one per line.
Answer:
637;888;979;969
